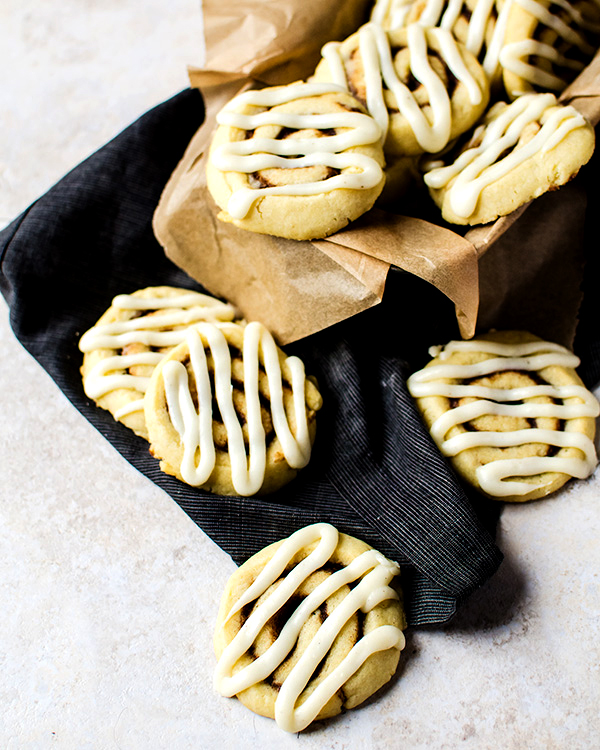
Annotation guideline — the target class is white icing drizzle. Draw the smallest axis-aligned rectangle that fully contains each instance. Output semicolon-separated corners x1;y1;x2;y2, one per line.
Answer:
423;93;588;219
500;39;585;93
214;523;404;733
161;322;313;496
370;0;600;83
407;339;600;496
515;0;598;55
210;82;383;219
321;23;483;153
480;0;515;78
83;352;166;400
370;0;416;28
370;0;510;78
79;292;236;417
498;0;600;93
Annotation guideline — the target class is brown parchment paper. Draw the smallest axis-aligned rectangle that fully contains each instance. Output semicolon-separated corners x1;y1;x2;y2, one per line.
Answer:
153;0;600;346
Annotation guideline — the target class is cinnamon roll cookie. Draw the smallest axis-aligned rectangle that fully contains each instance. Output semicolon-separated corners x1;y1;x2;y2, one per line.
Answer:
313;23;490;157
205;82;385;241
370;0;509;83
214;523;406;732
407;331;599;502
79;287;236;439
423;92;595;225
370;0;418;29
500;0;600;99
144;321;323;496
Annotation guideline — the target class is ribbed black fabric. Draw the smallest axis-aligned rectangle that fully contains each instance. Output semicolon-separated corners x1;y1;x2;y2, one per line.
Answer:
0;89;512;626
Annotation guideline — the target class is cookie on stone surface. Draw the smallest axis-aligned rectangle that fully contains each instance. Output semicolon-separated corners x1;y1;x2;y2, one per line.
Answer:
407;330;599;502
214;522;406;732
313;23;490;157
144;320;323;496
79;287;237;439
205;81;385;241
423;93;595;225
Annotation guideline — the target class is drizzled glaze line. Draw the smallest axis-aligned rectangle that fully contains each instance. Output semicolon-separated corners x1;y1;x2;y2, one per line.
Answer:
370;0;510;77
79;291;236;417
370;0;415;29
214;523;404;733
515;0;599;55
210;82;383;219
407;339;600;496
371;0;600;83
322;23;483;153
423;93;589;219
500;39;585;93
499;0;600;94
161;322;312;496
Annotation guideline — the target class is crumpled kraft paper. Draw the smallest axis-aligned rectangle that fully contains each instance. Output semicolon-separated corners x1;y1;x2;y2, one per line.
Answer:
153;0;598;346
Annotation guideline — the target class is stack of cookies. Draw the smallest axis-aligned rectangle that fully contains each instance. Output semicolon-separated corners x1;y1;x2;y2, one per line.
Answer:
204;0;597;237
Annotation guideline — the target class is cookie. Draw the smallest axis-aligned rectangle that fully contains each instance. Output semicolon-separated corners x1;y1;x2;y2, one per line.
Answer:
205;81;385;241
79;287;237;439
423;92;595;225
144;321;323;496
500;0;600;99
407;331;599;502
313;23;490;156
214;522;406;732
371;0;508;82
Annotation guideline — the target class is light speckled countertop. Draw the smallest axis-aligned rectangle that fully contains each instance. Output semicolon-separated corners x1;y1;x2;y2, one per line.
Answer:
1;2;600;748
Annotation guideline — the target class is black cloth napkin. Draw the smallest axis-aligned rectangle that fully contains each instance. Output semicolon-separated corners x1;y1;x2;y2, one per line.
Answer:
2;88;522;627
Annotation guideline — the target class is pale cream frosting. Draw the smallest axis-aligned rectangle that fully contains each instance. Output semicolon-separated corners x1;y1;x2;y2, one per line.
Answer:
500;39;585;92
79;291;236;419
160;321;313;496
321;23;484;153
370;0;415;28
371;0;600;86
423;93;589;220
407;339;600;497
500;0;600;95
209;82;384;219
370;0;512;77
214;523;405;733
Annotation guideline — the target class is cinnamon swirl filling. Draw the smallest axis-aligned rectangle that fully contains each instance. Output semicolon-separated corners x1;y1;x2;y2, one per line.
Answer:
79;287;237;438
144;321;323;496
205;81;386;240
408;332;599;501
314;23;490;156
214;523;406;732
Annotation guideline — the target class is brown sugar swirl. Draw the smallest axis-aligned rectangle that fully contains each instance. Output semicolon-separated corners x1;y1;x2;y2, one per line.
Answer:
408;331;599;502
214;523;406;732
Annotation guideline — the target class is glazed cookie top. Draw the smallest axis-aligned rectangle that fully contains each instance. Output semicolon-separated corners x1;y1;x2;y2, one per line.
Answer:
423;92;594;223
500;0;600;97
370;0;511;80
208;81;384;220
79;287;237;438
214;522;405;733
315;23;490;155
145;321;322;496
407;331;599;500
